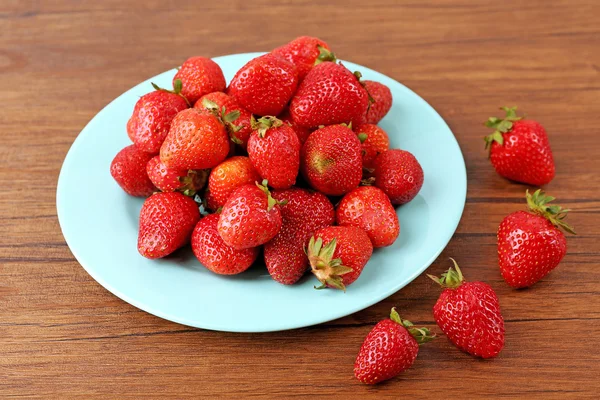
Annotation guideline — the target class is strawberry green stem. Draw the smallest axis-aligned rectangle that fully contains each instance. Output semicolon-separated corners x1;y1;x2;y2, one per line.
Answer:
427;258;464;289
256;180;287;211
307;236;354;291
526;189;576;234
315;45;336;65
250;115;283;138
151;79;191;107
389;308;435;345
483;106;522;152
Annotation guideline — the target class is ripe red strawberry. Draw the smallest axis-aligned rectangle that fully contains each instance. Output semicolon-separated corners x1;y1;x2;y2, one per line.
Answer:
264;188;334;284
374;149;423;205
137;192;200;259
428;259;505;358
160;108;230;170
173;56;226;104
228;53;298;116
301;124;362;196
271;36;336;80
279;109;311;144
110;144;156;197
354;124;390;170
217;181;284;249
206;156;261;211
498;190;575;288
336;186;399;248
146;155;207;196
289;62;371;129
248;116;300;189
484;106;555;185
194;92;253;148
191;213;259;275
127;83;189;154
307;226;373;290
363;80;392;124
354;308;434;385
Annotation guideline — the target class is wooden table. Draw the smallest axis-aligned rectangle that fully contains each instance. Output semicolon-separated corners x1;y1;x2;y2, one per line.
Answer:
2;0;599;398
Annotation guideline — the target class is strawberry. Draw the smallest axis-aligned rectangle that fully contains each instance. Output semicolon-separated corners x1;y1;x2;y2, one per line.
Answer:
217;181;284;249
363;80;392;124
191;213;259;275
127;82;189;154
279;109;311;144
160;108;230;171
354;308;434;385
173;56;226;104
264;188;334;284
289;62;371;129
484;106;555;186
194;92;253;148
307;226;373;291
110;144;156;197
336;186;399;248
228;53;298;116
374;149;423;205
206;156;261;211
498;190;575;288
301;124;362;196
137;192;200;259
428;259;505;358
354;124;390;170
146;155;207;196
271;36;336;80
248;116;300;189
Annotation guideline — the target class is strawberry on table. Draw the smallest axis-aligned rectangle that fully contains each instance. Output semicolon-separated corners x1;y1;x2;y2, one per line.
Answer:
271;36;336;80
110;144;156;197
173;56;226;104
194;92;253;148
354;123;390;170
428;259;505;358
484;106;555;186
498;189;575;288
363;80;392;124
354;308;434;385
206;156;261;211
374;149;423;205
146;155;207;196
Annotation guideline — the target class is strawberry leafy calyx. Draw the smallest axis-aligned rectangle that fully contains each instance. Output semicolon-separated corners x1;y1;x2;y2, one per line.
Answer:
202;98;243;144
177;169;208;197
351;70;375;108
483;106;522;152
151;79;191;107
307;236;354;292
315;45;337;65
357;132;368;143
256;179;287;212
427;258;464;289
251;115;283;138
390;308;435;345
526;189;576;234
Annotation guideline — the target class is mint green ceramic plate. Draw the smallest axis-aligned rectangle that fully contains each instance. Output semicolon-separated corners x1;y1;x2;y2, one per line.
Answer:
57;53;466;332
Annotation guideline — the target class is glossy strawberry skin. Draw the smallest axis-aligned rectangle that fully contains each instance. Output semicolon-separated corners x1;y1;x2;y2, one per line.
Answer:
173;57;226;104
289;62;370;129
271;36;332;80
279;110;311;144
217;184;283;249
146;155;185;192
127;90;189;154
137;192;200;259
354;124;390;169
191;214;259;275
374;149;424;205
301;125;362;196
433;282;505;358
264;189;334;284
497;210;567;288
160;108;229;171
363;80;392;124
206;156;261;211
110;145;156;197
248;124;300;189
489;120;555;186
354;319;418;385
336;186;399;248
228;53;298;116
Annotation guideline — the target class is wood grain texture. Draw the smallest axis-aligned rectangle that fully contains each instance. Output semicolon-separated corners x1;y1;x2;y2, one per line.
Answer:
1;0;599;398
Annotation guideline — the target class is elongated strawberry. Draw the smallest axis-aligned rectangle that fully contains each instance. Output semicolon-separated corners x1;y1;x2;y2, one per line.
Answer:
195;92;253;148
206;156;261;211
428;259;505;358
146;155;207;196
363;80;392;124
354;124;390;170
301;124;362;196
264;188;334;284
160;108;229;170
228;53;298;116
138;192;200;259
354;308;434;385
484;106;555;185
336;186;399;248
248;116;300;189
308;226;373;291
498;190;575;288
173;56;226;104
217;181;284;249
271;36;336;80
110;144;156;197
191;213;259;275
279;109;311;144
374;149;423;205
289;62;371;129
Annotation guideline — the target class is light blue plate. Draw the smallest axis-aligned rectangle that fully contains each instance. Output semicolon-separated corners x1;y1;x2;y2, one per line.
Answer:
57;53;466;332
